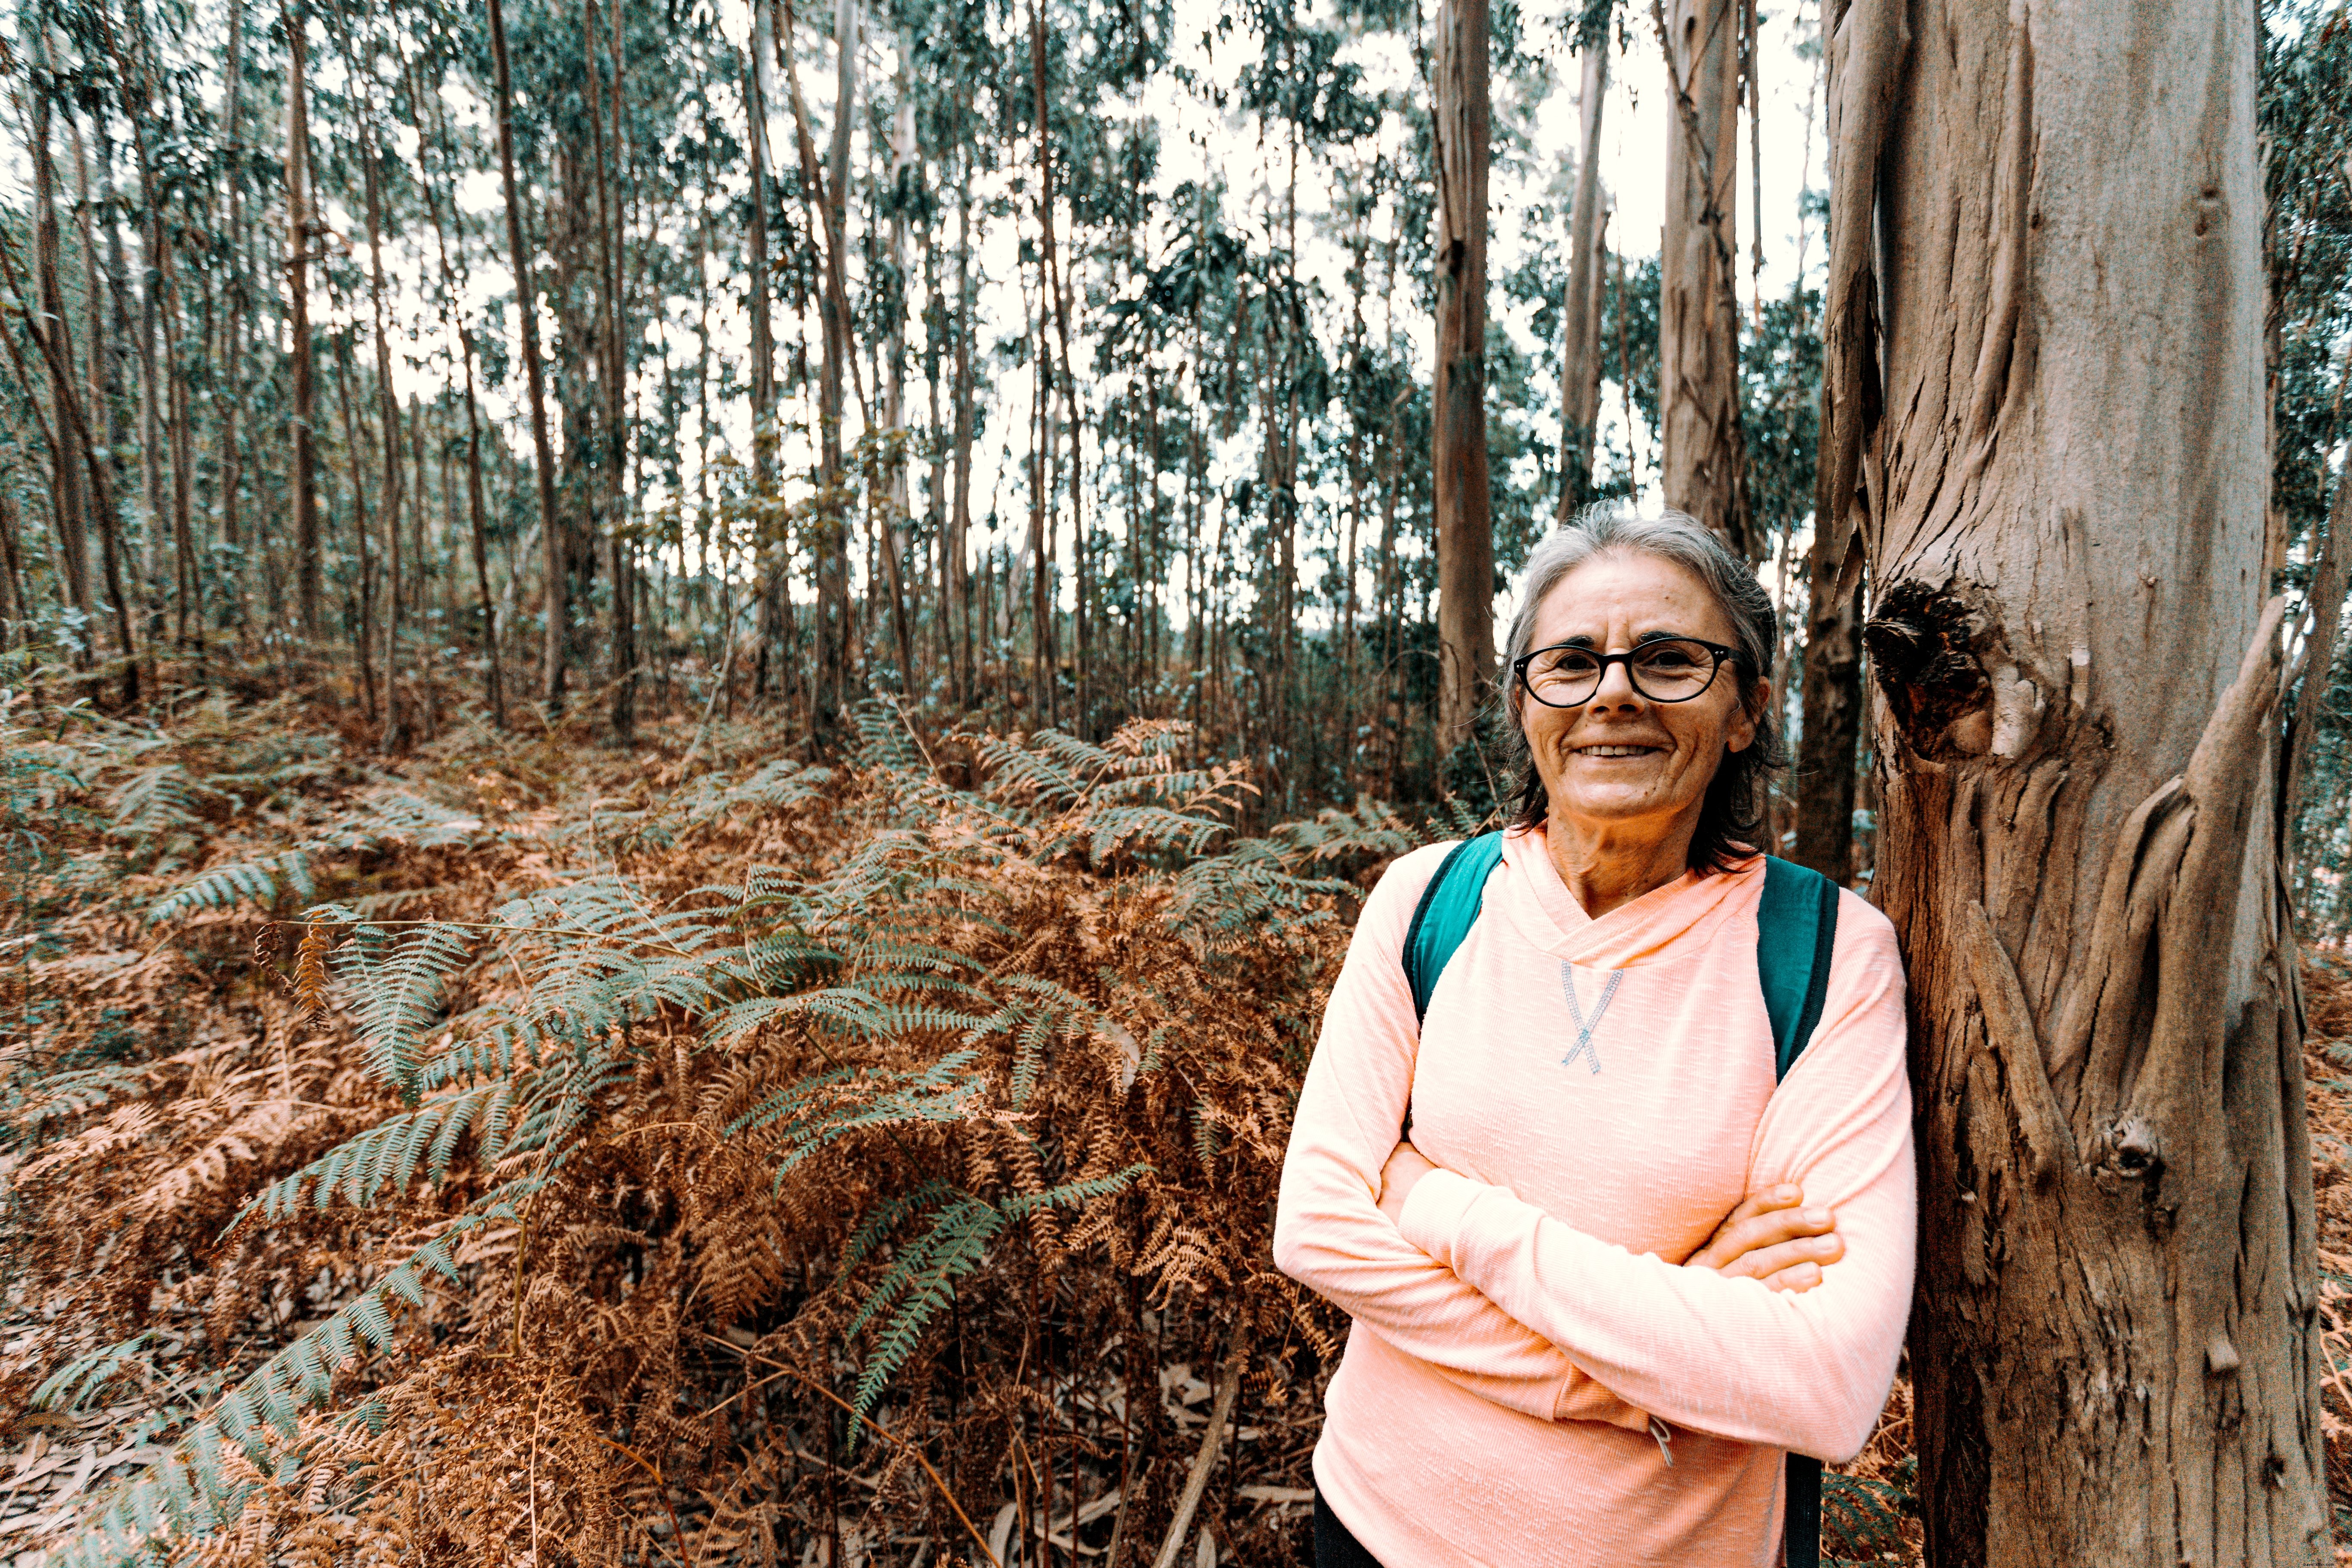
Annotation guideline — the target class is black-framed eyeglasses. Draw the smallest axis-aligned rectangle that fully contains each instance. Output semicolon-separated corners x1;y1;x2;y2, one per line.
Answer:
1512;636;1746;708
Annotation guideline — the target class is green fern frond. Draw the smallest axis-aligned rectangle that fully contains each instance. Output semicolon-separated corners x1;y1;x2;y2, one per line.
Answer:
846;1194;1005;1425
331;921;473;1097
147;848;316;924
31;1331;156;1412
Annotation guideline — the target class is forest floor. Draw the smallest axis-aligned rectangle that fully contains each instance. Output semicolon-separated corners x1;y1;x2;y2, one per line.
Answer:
0;689;2341;1566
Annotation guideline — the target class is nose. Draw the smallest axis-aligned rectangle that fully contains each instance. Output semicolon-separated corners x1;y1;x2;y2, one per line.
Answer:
1587;655;1645;711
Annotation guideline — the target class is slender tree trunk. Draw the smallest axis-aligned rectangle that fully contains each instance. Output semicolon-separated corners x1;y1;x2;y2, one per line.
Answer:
1557;42;1610;521
1792;0;1863;883
2284;354;2352;831
1656;0;1752;553
333;330;380;721
1827;0;2329;1553
486;0;565;710
25;19;94;658
743;9;785;703
1431;0;1494;746
781;0;858;733
950;151;976;706
582;0;634;740
65;100;138;698
412;53;505;728
283;0;321;642
217;0;246;599
352;64;405;745
744;17;776;492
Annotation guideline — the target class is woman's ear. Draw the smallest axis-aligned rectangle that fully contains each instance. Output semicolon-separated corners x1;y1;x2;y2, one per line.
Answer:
1727;679;1764;755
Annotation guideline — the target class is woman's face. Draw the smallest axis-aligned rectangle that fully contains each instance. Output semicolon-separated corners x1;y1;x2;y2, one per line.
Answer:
1516;549;1759;845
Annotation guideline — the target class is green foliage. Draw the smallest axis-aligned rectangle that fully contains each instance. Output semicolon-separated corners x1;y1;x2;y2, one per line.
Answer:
30;1332;157;1413
1821;1458;1917;1565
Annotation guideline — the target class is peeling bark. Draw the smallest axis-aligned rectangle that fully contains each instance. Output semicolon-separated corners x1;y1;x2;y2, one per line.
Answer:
1832;0;2326;1556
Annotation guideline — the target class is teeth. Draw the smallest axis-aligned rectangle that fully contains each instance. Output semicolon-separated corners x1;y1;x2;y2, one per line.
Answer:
1577;746;1652;756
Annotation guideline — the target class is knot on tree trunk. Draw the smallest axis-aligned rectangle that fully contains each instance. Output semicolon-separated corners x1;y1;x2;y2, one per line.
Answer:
1864;579;1995;759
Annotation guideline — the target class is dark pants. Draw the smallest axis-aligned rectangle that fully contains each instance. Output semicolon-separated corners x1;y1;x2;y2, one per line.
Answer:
1314;1488;1385;1568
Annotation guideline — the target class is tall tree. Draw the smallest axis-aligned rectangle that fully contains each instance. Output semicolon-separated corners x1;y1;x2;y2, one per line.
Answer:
24;7;96;661
1791;0;1861;883
1656;0;1751;552
1430;0;1492;746
282;0;322;640
1556;38;1610;520
1822;0;2328;1554
486;0;566;708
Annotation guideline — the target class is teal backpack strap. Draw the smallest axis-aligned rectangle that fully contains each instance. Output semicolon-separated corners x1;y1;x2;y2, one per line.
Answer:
1756;854;1841;1568
1757;856;1841;1082
1401;833;1506;1023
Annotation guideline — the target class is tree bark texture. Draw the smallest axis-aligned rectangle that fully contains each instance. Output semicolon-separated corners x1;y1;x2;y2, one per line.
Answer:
1430;0;1493;745
1657;0;1751;554
1556;42;1610;522
1828;0;2328;1556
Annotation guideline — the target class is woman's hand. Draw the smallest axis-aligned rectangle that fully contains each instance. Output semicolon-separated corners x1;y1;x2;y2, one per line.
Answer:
1376;1141;1439;1225
1688;1183;1845;1292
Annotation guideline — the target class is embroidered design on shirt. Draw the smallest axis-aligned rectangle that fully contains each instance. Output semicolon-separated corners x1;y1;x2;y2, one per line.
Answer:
1559;964;1624;1075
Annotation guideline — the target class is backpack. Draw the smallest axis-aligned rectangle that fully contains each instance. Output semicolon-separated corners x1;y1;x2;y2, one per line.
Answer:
1399;832;1840;1568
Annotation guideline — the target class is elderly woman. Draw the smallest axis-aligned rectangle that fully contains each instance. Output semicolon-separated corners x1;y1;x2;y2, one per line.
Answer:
1273;508;1914;1568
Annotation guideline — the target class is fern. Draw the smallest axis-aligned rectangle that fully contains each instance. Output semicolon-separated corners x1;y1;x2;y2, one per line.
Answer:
1821;1461;1916;1564
31;1331;156;1412
146;849;318;923
842;1164;1149;1432
331;921;473;1099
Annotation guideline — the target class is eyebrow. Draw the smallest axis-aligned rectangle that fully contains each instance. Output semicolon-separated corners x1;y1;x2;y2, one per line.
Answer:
1551;630;1701;649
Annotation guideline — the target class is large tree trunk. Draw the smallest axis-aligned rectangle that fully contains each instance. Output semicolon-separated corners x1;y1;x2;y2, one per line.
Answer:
1430;0;1493;746
485;0;565;710
1657;0;1752;554
1556;41;1609;521
1792;535;1862;879
1824;0;2328;1555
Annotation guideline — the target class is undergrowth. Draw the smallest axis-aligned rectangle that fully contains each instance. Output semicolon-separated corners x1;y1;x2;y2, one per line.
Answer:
0;687;2096;1565
0;693;1490;1566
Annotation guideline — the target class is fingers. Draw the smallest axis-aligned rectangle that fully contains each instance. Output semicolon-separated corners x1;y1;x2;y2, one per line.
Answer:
1690;1188;1834;1272
1716;1229;1846;1283
1721;1182;1806;1229
1760;1261;1825;1293
1687;1185;1797;1270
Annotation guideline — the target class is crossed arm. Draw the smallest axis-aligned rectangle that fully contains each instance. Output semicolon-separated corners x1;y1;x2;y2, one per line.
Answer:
1271;851;1914;1458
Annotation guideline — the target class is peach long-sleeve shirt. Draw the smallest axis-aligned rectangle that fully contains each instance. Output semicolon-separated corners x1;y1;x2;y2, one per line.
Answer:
1273;827;1915;1568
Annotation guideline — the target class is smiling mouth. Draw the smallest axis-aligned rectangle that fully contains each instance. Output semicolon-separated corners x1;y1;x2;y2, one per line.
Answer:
1573;744;1664;758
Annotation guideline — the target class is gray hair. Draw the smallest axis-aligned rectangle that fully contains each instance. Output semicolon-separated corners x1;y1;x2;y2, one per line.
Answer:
1497;504;1785;872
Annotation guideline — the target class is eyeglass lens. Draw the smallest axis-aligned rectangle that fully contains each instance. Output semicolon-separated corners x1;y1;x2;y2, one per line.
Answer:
1521;640;1722;705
